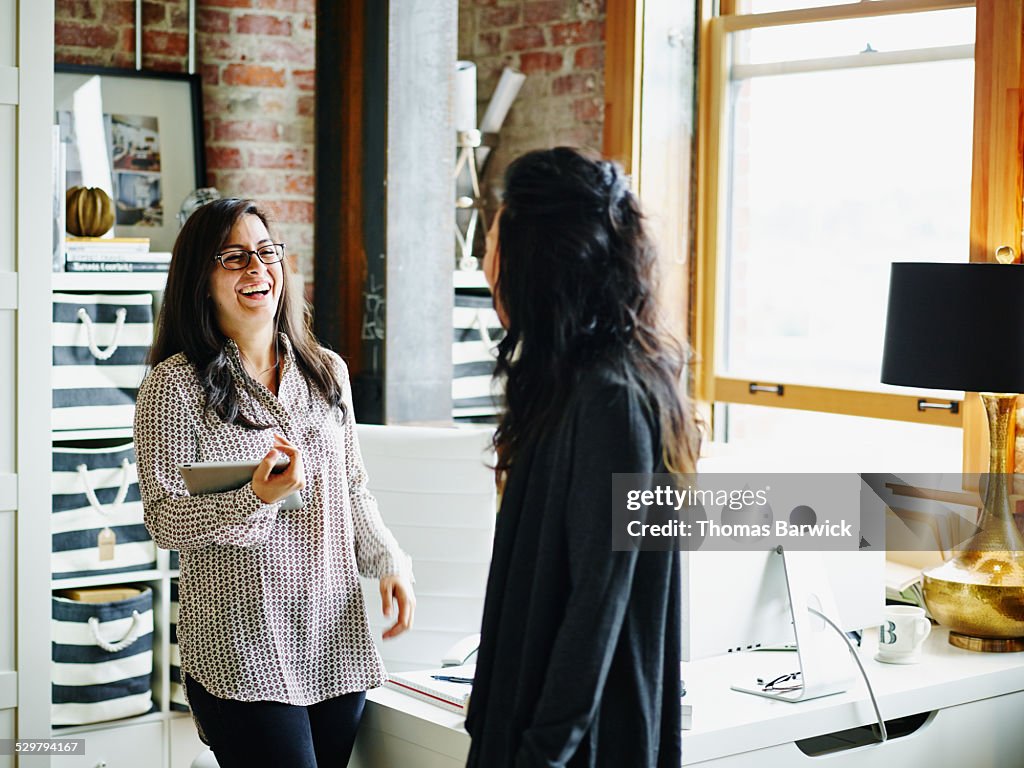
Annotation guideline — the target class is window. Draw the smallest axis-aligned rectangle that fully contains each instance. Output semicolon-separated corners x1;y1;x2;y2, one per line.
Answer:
697;1;975;461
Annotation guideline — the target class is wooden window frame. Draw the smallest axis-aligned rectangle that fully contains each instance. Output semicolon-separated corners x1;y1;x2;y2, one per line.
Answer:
695;0;979;437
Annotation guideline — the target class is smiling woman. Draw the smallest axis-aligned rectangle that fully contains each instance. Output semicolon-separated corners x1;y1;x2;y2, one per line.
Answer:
133;198;417;767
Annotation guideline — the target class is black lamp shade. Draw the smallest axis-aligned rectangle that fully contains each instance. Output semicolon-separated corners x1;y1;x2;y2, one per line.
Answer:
881;262;1024;393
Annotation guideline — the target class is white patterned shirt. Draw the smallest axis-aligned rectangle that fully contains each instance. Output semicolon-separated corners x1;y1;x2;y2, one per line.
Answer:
134;334;411;705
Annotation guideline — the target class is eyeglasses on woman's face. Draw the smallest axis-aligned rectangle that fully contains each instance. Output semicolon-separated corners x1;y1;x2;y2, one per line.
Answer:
213;243;286;270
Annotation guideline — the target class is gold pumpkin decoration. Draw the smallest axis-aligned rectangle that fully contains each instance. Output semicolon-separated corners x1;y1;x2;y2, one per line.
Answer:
66;186;115;237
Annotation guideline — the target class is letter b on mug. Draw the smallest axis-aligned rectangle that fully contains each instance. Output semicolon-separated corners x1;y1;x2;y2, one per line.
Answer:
876;605;931;664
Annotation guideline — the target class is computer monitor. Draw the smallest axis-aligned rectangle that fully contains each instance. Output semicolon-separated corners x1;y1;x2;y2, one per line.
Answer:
679;462;886;702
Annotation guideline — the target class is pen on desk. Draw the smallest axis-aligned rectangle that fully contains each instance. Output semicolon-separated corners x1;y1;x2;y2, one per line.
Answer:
431;675;474;685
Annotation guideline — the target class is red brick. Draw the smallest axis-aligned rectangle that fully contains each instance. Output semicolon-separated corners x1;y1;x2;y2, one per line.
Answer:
524;0;568;24
101;1;136;25
214;119;284;142
506;26;546;51
519;51;563;74
203;0;252;7
249;148;310;169
55;0;97;21
210;171;273;196
197;8;230;33
197;34;244;62
56;51;104;67
283;174;315;196
207;146;244;169
552;72;596;95
142;1;166;26
143;30;189;57
482;6;519;26
574;44;604;70
171;7;190;29
252;39;314;64
144;57;187;73
552;20;603;46
261;200;314;224
297;95;315;117
293;69;315;91
236;13;293;36
572;97;603;122
55;22;119;49
116;26;135;54
223;63;286;87
201;63;220;85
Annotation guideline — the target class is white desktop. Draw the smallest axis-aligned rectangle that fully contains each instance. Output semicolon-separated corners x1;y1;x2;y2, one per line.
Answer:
348;444;1024;767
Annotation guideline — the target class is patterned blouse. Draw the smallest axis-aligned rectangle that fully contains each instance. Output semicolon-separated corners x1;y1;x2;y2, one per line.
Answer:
134;334;412;705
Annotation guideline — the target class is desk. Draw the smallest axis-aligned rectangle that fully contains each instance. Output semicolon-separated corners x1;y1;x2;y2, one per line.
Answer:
350;628;1024;767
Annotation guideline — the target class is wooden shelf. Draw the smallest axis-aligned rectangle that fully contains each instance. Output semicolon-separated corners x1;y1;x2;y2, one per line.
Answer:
52;272;168;292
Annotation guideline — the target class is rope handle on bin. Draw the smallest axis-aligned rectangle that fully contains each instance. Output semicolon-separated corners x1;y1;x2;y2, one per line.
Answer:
77;306;128;361
88;610;143;653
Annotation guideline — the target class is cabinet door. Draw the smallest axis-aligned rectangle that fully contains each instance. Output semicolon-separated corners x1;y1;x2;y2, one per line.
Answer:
8;0;56;762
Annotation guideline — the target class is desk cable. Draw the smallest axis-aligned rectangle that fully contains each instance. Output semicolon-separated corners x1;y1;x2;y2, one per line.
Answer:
808;607;888;744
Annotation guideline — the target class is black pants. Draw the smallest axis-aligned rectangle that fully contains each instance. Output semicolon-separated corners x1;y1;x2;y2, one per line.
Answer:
185;674;366;768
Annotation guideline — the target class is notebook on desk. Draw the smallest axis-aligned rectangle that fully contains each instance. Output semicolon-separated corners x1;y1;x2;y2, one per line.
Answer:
385;664;474;715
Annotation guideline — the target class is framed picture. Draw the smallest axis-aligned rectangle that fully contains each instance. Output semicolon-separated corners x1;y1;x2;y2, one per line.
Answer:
54;64;206;252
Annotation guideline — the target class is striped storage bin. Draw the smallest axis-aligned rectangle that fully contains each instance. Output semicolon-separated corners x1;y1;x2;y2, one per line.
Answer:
52;292;153;431
169;578;187;710
52;586;155;725
52;442;156;580
453;293;504;420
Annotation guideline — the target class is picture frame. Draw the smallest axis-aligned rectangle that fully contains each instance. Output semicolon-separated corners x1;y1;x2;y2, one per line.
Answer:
54;64;206;252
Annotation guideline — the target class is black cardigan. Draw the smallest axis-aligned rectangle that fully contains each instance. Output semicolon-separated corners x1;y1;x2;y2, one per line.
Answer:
466;369;682;768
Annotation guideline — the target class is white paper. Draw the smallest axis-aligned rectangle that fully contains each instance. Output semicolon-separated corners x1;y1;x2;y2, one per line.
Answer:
454;60;477;133
477;67;526;167
72;76;114;198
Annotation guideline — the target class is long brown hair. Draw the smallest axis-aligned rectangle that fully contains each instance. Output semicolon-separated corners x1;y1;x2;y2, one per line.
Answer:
492;148;700;475
149;198;344;428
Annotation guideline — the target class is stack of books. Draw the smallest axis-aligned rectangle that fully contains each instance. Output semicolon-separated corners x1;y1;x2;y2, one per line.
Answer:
64;237;171;273
385;664;474;715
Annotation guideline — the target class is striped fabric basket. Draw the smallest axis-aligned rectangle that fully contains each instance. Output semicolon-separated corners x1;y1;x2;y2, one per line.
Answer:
51;587;155;725
169;578;187;711
52;292;153;431
52;442;156;580
452;293;504;420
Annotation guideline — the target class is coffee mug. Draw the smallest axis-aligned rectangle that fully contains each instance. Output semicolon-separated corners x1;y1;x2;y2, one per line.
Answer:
876;605;932;664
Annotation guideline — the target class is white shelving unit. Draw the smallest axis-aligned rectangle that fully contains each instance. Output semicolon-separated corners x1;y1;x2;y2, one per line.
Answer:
48;273;206;768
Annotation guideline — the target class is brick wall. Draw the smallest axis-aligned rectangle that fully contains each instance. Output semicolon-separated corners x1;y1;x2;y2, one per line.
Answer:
458;0;607;200
54;0;316;287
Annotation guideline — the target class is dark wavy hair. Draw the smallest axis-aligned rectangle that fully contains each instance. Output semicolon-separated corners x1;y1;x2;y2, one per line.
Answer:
149;198;344;428
492;147;699;475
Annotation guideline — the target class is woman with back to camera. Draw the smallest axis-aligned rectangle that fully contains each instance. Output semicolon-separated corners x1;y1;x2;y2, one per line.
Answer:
465;147;699;767
134;198;415;768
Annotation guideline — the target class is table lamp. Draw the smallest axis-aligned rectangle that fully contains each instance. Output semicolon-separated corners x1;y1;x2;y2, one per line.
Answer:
881;262;1024;652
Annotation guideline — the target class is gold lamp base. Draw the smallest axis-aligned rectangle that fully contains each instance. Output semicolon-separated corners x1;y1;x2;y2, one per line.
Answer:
920;394;1024;652
948;633;1024;653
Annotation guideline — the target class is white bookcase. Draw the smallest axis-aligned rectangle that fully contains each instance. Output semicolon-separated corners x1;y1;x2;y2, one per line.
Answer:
3;4;203;762
48;276;207;768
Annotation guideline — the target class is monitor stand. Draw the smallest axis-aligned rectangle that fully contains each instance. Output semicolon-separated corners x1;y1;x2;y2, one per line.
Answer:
731;547;854;703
